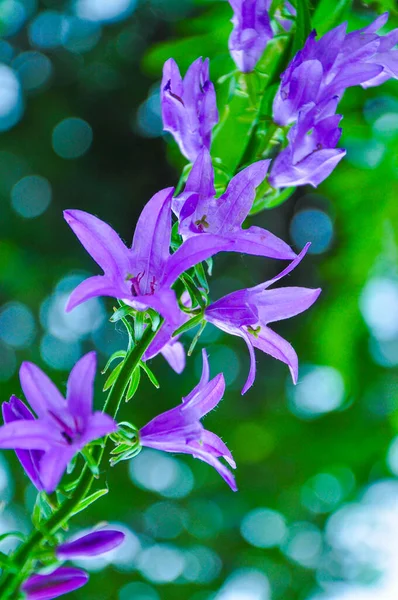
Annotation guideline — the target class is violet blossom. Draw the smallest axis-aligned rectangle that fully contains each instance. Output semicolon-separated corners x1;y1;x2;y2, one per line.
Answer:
205;244;321;394
139;349;237;491
21;567;88;600
64;188;233;329
144;317;187;374
269;98;346;188
56;529;125;560
273;14;398;126
227;0;273;73
173;148;296;259
161;57;218;162
2;397;44;491
0;352;117;493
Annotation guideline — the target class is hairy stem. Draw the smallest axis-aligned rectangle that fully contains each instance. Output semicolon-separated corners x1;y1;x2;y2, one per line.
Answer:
0;318;163;599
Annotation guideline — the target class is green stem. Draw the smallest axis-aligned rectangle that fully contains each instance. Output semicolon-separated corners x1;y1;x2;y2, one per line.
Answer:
0;319;163;599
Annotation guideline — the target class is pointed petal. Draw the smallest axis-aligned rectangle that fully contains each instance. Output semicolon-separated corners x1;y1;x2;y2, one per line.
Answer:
251;242;311;291
160;341;186;374
208;160;271;231
38;447;74;493
162;235;234;288
19;361;65;420
239;328;257;395
144;317;186;361
201;429;236;468
64;210;130;278
182;373;225;418
66;276;122;312
185;443;238;491
0;420;55;450
2;397;44;490
184;148;216;201
130;288;183;327
57;530;125;560
22;567;88;600
67;352;96;420
82;412;117;444
251;326;299;383
255;287;321;323
269;146;346;188
222;226;296;259
183;348;210;402
131;188;174;288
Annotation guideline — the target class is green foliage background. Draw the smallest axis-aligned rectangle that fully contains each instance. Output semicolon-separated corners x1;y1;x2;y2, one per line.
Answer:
0;0;397;598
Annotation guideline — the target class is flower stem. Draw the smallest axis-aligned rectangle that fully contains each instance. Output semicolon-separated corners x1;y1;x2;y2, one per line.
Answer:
0;318;163;599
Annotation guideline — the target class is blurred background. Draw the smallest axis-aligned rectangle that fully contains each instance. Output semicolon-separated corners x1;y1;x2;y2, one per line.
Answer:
0;0;398;598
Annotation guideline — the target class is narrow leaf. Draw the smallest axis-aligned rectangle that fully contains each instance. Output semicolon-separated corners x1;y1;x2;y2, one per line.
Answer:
140;361;160;389
172;313;204;337
292;0;312;56
71;489;108;516
101;350;126;375
103;360;124;392
110;305;135;323
125;367;141;402
312;0;353;35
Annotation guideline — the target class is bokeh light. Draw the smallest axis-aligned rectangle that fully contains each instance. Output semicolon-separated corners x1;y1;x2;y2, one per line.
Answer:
290;208;334;255
52;117;93;159
288;365;345;418
11;174;52;218
240;508;287;548
129;448;194;498
0;64;23;131
0;301;36;349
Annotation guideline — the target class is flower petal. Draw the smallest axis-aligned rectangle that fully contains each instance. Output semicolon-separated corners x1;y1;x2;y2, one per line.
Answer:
131;188;174;288
37;447;75;493
255;287;321;323
67;351;97;421
57;530;125;560
82;412;117;445
201;429;236;468
222;226;296;259
66;276;122;312
160;341;186;374
0;419;55;450
250;326;299;384
21;567;88;600
64;210;130;278
182;373;225;419
183;348;210;402
19;361;66;420
269;146;346;188
250;242;311;291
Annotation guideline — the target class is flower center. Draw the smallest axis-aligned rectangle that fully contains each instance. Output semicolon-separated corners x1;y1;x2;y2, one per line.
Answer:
48;410;76;446
129;272;157;297
194;215;209;232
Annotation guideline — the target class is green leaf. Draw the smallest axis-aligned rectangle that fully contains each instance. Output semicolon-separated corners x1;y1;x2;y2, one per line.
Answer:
71;488;108;517
250;185;296;214
101;350;126;375
172;313;204;337
188;322;207;356
180;273;207;309
312;0;353;35
110;304;135;323
103;360;124;392
0;531;25;543
140;361;160;389
125;367;141;402
194;262;209;294
292;0;312;56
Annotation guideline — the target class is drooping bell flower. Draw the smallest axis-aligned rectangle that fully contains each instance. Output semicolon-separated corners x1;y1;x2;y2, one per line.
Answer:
227;0;274;73
64;188;233;329
2;397;44;491
139;349;237;491
173;148;296;259
21;567;88;600
0;352;117;493
269;98;346;188
161;57;218;162
205;245;321;393
273;14;397;126
56;529;125;560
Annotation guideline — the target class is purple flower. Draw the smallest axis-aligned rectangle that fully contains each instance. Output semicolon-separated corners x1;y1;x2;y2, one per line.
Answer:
173;148;296;259
64;188;233;329
2;397;44;491
228;0;273;73
56;529;125;560
140;349;237;491
205;244;321;394
144;318;186;375
21;567;88;600
161;57;218;162
273;14;397;126
0;352;117;493
269;98;346;188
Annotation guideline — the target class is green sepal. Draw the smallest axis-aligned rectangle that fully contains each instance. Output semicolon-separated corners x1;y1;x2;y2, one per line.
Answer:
81;448;100;478
133;311;145;343
188;321;207;356
125;367;141;402
103;360;124;392
71;488;108;517
180;272;208;309
140;361;160;389
110;304;135;323
101;350;126;375
250;185;296;214
172;313;204;337
194;262;209;294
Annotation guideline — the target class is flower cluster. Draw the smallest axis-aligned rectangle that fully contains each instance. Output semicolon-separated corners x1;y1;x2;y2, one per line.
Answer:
0;5;396;600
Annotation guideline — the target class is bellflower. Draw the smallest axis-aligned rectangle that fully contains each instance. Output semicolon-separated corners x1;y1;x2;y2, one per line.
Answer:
173;148;296;259
21;567;88;600
0;352;117;493
161;57;218;162
228;0;273;72
269;98;346;188
56;529;125;560
205;244;321;394
139;349;237;491
274;14;397;126
2;397;44;491
144;318;186;374
64;188;233;328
